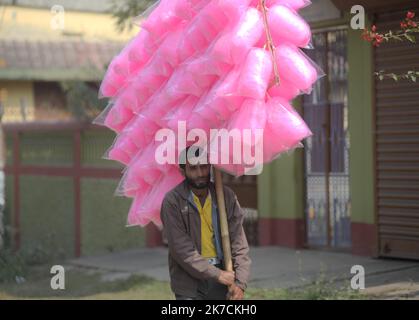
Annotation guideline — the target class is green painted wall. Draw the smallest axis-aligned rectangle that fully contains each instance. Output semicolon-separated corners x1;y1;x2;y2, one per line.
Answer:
4;175;14;248
4;128;146;258
347;20;375;225
81;178;145;256
257;100;305;220
258;151;305;219
81;130;121;168
20;132;73;166
258;13;376;226
19;175;75;258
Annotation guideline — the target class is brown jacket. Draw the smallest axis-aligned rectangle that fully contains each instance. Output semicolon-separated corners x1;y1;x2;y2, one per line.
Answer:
160;179;251;297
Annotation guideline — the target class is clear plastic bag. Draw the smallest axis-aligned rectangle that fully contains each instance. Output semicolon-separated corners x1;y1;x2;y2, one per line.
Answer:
264;4;312;49
139;0;183;39
127;166;184;226
275;43;325;92
263;97;312;162
210;7;264;65
268;79;301;100
162;96;199;130
104;133;138;166
207;99;265;173
236;48;273;100
93;100;134;134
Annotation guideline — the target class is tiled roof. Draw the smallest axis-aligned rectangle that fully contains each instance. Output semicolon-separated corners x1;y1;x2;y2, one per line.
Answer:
0;39;123;81
2;0;115;13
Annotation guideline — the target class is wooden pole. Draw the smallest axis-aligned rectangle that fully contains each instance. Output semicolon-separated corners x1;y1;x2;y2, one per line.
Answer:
214;167;233;273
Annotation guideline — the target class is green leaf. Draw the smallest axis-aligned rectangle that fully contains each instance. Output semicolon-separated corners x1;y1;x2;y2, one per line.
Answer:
405;34;416;43
378;74;384;81
392;35;403;41
411;76;417;82
391;73;399;81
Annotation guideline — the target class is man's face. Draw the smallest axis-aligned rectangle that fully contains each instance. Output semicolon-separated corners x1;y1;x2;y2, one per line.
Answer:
183;162;211;189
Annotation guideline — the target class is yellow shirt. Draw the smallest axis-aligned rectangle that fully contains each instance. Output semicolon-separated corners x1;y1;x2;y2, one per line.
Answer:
192;192;217;258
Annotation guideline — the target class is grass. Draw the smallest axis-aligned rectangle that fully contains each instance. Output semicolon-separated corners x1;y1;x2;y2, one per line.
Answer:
245;284;366;300
0;266;174;300
0;264;366;300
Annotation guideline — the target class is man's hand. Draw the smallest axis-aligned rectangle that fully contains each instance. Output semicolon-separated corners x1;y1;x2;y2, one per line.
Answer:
227;283;245;300
217;270;235;286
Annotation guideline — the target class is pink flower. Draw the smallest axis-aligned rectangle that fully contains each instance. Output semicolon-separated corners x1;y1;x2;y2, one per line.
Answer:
406;11;415;19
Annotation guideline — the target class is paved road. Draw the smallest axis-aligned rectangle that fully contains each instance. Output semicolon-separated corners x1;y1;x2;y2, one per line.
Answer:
69;246;419;295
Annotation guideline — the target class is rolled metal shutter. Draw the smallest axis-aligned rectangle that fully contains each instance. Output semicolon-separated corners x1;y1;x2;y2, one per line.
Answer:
374;10;419;260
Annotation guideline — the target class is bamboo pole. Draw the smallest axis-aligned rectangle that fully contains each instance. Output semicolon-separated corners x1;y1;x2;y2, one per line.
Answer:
214;167;233;273
213;1;280;300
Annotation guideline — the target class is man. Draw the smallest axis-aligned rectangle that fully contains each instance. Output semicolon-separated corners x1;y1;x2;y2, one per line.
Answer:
160;146;251;300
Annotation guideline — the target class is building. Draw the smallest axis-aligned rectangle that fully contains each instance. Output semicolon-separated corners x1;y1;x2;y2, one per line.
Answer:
0;0;134;122
254;0;419;260
2;0;418;261
1;0;142;258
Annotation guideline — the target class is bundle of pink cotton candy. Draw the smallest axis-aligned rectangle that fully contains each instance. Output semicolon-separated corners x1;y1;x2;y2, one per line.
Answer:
94;0;323;227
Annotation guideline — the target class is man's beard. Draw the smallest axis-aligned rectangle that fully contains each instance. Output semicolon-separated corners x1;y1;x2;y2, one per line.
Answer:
185;174;210;189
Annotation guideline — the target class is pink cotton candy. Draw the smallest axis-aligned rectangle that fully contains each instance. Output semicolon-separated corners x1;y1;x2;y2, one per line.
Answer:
107;147;131;166
174;0;207;20
99;64;127;98
141;0;182;39
275;44;318;91
186;53;230;79
227;100;266;142
118;173;151;199
145;168;184;213
125;143;163;187
187;113;214;134
103;102;134;133
157;25;185;67
127;31;158;71
144;54;174;79
106;134;139;165
128;56;172;108
192;69;245;125
130;168;184;226
140;90;179;127
163;96;199;130
98;0;321;226
214;69;244;112
121;114;160;150
237;48;272;100
207;0;253;30
183;56;219;91
177;14;219;62
113;86;140;113
127;188;151;225
193;94;223;127
166;64;215;99
220;99;266;165
110;53;131;77
99;30;158;99
268;80;301;100
120;156;156;197
263;97;312;161
211;8;263;65
266;5;311;48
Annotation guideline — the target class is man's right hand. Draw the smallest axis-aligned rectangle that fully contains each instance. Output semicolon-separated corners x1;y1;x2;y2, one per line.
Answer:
217;270;235;286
